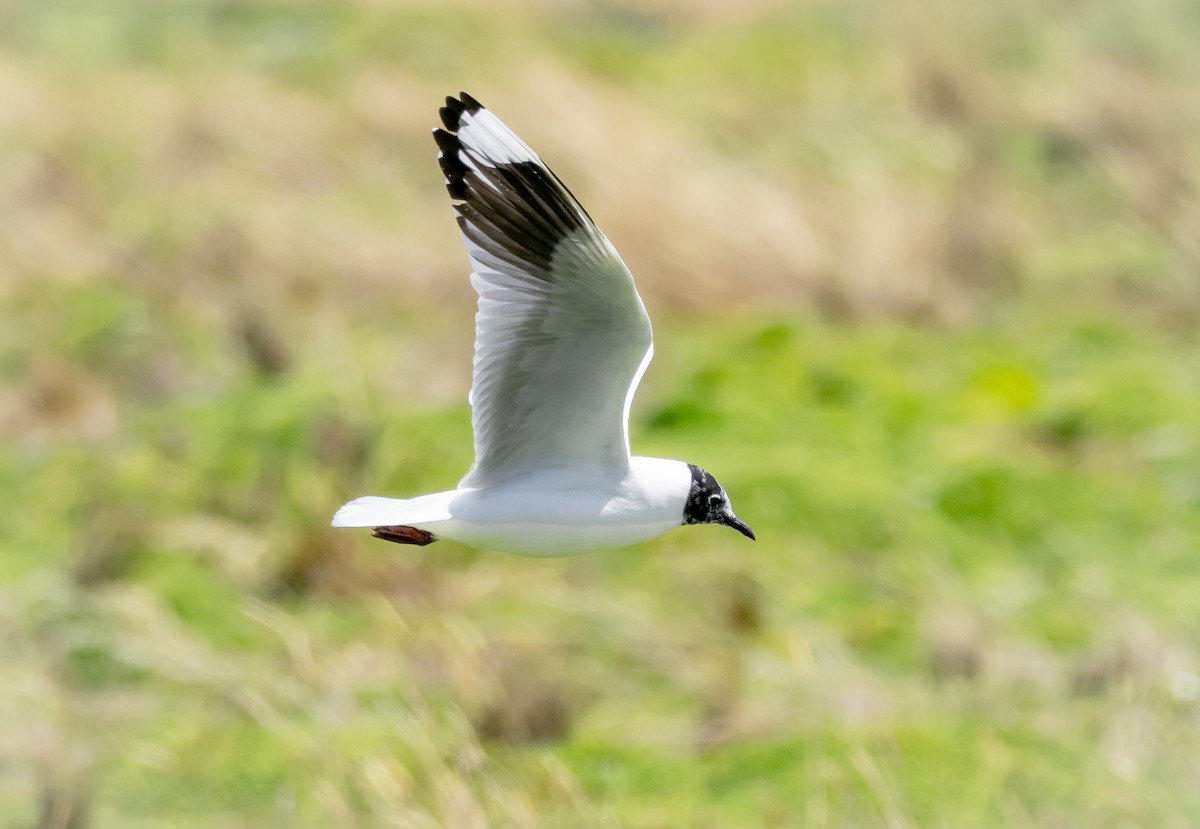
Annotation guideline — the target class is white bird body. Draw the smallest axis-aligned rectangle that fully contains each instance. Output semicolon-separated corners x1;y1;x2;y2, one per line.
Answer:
333;457;691;556
332;93;754;556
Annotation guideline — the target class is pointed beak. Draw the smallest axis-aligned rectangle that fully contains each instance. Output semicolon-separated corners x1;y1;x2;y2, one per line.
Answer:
721;513;756;541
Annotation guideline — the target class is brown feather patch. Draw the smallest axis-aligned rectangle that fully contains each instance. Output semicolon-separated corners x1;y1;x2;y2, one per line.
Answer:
372;526;438;546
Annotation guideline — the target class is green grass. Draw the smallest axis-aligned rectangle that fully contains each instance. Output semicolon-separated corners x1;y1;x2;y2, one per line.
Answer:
4;0;1200;825
11;308;1200;826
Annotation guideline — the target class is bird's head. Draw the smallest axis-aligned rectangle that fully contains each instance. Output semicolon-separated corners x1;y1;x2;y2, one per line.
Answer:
682;464;755;541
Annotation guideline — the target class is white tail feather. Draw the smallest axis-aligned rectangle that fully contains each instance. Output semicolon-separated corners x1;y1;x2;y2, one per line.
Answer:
331;496;414;527
331;493;455;528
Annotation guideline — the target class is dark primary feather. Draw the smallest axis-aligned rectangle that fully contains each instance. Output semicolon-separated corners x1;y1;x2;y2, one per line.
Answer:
433;93;595;276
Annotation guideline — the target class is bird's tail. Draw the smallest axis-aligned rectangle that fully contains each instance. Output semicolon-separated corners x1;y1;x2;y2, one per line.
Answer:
330;493;454;528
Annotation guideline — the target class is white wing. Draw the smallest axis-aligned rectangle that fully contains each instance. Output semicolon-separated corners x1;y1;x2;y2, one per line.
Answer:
434;93;654;489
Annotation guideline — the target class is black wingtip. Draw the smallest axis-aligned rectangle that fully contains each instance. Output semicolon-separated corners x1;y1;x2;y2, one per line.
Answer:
430;91;590;269
432;127;458;153
439;92;484;131
459;91;483;112
434;128;470;200
438;105;460;131
444;173;468;200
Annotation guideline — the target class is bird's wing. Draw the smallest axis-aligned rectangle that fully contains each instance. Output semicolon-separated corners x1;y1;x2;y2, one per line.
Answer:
434;92;654;489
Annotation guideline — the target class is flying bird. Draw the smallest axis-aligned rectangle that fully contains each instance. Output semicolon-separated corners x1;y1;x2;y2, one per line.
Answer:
332;92;754;555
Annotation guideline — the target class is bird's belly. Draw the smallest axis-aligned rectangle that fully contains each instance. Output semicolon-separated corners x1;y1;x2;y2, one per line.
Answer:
427;517;677;557
403;472;685;556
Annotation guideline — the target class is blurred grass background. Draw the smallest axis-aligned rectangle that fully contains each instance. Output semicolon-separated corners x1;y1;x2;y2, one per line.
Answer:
3;0;1200;825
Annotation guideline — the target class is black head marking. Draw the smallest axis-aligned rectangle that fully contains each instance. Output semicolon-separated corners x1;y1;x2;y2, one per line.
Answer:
683;464;756;540
683;463;727;525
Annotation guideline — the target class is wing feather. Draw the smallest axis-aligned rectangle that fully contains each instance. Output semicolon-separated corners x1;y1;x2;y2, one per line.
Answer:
434;93;653;488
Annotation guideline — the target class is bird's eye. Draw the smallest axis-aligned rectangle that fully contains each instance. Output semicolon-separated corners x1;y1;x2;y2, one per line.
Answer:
708;494;723;506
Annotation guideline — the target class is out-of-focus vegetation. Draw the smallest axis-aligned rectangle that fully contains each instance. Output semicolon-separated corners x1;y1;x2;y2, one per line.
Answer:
4;0;1200;825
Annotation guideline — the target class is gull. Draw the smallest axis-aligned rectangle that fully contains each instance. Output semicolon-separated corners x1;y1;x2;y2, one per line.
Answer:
331;92;754;556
